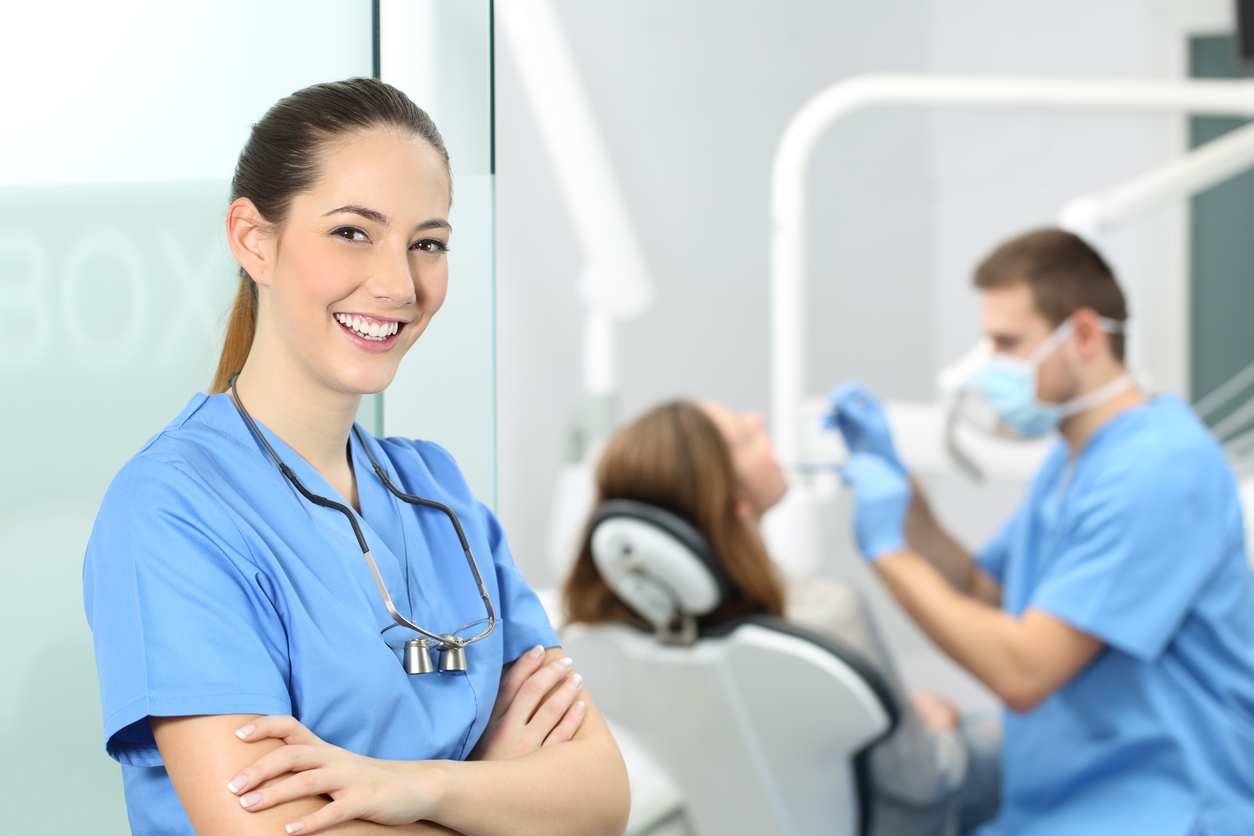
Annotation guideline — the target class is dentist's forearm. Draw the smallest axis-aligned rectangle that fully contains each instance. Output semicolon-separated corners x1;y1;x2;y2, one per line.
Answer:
904;480;1000;604
873;549;1101;712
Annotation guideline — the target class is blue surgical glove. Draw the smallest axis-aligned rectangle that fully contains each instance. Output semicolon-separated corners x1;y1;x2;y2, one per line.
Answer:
841;452;911;561
823;381;906;474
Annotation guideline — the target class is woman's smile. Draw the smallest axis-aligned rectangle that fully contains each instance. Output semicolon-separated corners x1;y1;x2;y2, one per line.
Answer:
333;312;408;352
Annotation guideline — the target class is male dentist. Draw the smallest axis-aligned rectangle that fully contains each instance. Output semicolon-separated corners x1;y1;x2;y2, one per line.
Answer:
833;228;1254;836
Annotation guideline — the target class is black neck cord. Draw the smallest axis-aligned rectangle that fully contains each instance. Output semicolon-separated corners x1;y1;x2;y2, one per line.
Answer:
227;374;496;649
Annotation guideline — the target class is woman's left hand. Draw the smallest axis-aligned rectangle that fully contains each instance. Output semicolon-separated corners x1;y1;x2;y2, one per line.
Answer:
227;715;437;834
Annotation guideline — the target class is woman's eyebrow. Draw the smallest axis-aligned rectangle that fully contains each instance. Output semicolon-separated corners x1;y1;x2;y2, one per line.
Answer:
324;205;388;225
322;206;451;233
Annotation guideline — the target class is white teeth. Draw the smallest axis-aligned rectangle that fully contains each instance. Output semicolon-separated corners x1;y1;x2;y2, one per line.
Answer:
335;313;399;341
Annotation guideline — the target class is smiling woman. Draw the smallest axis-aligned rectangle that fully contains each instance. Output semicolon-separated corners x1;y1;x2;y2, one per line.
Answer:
82;79;629;836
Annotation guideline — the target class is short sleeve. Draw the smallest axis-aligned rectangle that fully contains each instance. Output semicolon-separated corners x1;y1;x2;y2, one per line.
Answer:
83;457;292;766
1029;448;1229;662
478;503;560;663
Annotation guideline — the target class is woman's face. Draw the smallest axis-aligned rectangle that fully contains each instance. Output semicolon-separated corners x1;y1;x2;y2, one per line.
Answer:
256;128;452;396
700;402;788;519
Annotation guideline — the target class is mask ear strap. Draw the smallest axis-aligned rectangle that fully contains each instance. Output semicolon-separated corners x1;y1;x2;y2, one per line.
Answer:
1028;319;1076;364
1058;373;1135;418
1097;317;1127;335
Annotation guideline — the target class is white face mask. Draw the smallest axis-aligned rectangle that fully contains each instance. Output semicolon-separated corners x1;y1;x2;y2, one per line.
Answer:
961;316;1131;439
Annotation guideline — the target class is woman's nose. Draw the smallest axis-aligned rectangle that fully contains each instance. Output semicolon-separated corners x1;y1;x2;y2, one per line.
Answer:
368;246;417;306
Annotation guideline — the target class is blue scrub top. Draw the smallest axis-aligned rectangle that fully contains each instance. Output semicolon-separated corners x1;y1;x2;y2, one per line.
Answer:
976;396;1254;836
82;393;559;835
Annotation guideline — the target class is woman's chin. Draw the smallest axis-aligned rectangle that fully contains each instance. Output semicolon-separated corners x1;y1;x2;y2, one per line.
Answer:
338;364;398;397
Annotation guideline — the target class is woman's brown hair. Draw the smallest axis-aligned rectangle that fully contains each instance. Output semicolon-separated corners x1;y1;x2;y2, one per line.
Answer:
563;401;785;627
209;78;451;394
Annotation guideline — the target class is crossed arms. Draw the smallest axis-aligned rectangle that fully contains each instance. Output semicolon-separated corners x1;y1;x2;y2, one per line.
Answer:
151;646;629;836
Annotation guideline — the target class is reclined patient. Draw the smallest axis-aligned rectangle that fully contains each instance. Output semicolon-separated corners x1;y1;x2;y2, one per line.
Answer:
562;400;999;836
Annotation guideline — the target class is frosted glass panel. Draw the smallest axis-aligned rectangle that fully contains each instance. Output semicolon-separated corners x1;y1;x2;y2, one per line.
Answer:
0;3;372;832
2;2;372;186
0;182;238;495
0;180;240;834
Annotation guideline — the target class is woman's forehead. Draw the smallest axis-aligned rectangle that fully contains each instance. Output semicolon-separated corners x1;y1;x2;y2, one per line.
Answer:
698;401;741;439
303;129;451;218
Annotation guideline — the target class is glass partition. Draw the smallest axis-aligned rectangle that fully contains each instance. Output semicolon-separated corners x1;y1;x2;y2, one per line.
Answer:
0;3;495;831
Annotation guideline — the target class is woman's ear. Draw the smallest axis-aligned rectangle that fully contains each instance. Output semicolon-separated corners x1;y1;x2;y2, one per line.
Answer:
227;198;275;288
734;494;757;525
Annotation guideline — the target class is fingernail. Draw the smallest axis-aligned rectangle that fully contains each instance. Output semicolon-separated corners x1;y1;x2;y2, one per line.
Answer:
528;645;544;659
239;793;260;809
569;673;583;690
227;775;247;794
286;823;305;834
574;700;586;716
235;724;255;740
558;657;574;669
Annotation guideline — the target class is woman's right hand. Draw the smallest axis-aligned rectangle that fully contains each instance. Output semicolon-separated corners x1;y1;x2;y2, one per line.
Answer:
469;645;587;761
911;691;961;730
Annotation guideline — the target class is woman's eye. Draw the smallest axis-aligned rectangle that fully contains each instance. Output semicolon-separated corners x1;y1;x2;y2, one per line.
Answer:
333;227;369;242
412;238;449;253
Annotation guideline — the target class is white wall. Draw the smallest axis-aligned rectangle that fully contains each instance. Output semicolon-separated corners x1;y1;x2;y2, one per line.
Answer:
496;0;933;585
926;0;1195;398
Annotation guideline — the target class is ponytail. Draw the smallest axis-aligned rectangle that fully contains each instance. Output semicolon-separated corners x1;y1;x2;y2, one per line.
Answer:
209;271;258;394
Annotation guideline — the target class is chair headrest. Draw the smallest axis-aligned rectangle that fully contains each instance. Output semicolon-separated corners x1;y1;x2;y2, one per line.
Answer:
589;499;734;631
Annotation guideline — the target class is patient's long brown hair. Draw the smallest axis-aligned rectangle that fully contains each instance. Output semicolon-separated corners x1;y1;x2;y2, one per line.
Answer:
563;401;785;627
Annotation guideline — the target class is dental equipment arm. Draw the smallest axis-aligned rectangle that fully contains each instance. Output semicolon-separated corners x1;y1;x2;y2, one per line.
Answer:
499;0;654;410
152;647;630;836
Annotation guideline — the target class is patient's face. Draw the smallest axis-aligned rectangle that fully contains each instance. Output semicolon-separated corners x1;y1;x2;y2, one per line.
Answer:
700;402;788;519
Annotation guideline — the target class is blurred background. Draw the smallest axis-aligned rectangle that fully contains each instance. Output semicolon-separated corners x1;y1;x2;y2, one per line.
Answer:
2;0;1251;831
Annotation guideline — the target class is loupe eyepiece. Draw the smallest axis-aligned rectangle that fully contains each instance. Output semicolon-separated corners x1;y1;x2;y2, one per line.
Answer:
403;638;436;675
437;635;468;673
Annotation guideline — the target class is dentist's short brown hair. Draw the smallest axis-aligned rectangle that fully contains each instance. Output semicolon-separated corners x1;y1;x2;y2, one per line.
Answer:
974;228;1128;362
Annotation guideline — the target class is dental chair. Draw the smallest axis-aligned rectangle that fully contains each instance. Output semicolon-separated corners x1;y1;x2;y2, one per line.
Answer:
562;499;899;836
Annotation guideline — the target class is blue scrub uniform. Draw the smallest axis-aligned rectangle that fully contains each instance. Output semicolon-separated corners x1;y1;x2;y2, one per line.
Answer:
976;396;1254;836
82;393;559;835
